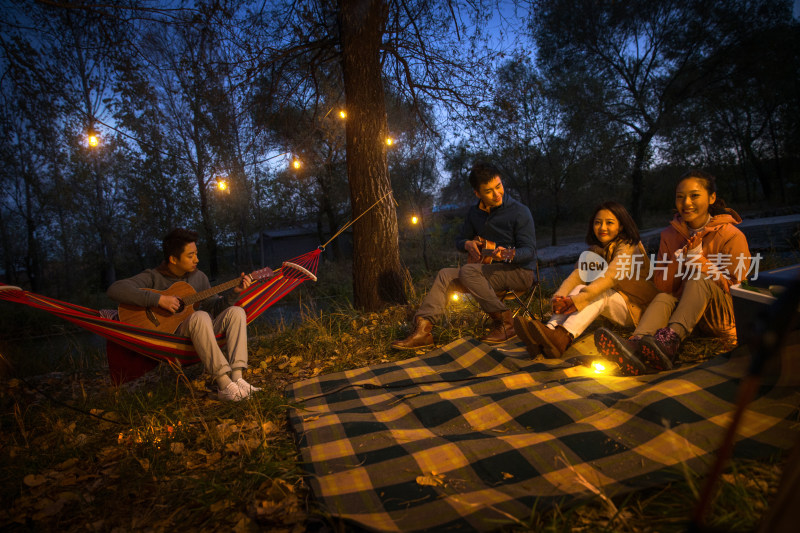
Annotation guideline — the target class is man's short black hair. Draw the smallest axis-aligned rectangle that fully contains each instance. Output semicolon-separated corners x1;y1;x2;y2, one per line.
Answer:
162;228;198;262
468;161;503;191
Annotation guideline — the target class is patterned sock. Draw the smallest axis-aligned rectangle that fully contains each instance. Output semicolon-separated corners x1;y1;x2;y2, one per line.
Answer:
654;327;680;346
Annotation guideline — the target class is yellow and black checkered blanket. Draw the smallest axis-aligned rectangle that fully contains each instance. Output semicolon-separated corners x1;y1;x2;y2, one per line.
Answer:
286;336;800;532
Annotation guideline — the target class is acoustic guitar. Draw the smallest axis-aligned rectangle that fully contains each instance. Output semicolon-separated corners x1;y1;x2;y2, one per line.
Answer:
469;236;516;264
118;267;274;333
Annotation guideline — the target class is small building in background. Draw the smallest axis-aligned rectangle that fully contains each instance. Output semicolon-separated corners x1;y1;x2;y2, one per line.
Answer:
252;225;353;267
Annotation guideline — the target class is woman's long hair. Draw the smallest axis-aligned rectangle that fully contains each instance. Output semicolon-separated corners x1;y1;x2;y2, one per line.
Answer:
585;201;640;248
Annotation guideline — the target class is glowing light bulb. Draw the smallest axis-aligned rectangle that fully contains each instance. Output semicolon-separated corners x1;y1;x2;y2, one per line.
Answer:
450;293;459;302
339;110;347;119
292;159;301;170
592;361;607;374
411;216;419;224
88;134;99;147
385;137;393;146
217;179;228;191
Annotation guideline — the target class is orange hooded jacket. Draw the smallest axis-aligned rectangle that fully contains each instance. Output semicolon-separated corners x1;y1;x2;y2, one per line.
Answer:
652;209;751;339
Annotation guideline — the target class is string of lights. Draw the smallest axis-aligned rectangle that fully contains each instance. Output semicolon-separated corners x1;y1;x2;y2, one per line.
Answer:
80;107;398;193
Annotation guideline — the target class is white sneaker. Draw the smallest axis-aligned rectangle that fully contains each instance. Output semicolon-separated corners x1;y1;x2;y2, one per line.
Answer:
236;378;261;396
218;382;245;402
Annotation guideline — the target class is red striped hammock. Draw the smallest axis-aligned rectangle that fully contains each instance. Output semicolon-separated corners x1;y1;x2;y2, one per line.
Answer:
0;249;321;384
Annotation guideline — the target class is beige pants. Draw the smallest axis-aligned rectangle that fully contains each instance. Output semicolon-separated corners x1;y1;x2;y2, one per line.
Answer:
634;278;735;341
416;263;535;320
177;306;248;378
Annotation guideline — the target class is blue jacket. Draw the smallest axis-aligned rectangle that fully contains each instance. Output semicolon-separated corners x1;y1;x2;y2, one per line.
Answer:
456;196;537;270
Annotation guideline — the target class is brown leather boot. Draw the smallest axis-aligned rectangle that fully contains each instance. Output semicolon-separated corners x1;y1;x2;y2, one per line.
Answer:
481;310;516;344
528;322;572;358
391;317;434;350
513;315;543;357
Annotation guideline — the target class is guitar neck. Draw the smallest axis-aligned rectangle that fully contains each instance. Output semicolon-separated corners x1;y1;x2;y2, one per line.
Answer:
183;277;241;306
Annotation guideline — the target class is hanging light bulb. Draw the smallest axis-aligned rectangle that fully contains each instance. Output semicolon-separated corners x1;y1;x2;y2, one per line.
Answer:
87;132;99;147
292;158;301;170
339;110;347;119
411;216;419;225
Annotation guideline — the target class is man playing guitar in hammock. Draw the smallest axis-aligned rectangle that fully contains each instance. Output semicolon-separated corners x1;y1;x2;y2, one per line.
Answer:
107;228;259;401
393;161;538;349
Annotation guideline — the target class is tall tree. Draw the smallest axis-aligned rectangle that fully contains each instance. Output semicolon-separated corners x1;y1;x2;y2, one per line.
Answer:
530;0;779;224
0;1;125;292
662;9;799;203
337;0;403;307
248;0;497;310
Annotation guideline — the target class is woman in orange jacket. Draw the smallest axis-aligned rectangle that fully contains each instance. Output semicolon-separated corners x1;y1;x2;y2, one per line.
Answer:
595;170;752;375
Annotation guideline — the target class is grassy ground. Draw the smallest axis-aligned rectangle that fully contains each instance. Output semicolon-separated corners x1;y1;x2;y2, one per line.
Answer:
0;263;791;532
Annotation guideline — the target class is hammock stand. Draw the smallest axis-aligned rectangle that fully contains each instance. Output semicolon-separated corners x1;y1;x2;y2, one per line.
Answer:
0;249;321;385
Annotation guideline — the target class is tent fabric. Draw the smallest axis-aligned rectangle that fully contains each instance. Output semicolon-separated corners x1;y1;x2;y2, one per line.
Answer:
286;334;800;532
0;249;320;383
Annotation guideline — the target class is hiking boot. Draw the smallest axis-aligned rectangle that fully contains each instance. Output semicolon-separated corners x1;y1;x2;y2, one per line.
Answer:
527;322;572;358
514;315;543;357
640;327;681;371
481;310;516;344
392;316;434;350
594;327;648;376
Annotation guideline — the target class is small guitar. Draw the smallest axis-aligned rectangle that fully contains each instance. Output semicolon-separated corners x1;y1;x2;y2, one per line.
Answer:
469;236;516;264
118;267;274;333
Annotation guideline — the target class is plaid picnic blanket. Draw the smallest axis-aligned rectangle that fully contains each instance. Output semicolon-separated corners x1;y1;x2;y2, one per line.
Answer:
286;333;800;532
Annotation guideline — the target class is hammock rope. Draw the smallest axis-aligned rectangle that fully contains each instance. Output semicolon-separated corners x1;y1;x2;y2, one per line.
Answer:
0;248;322;384
319;190;393;250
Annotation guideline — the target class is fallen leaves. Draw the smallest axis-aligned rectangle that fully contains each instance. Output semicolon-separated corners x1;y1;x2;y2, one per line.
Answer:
12;456;103;526
252;478;306;528
416;471;447;487
191;449;223;468
226;437;262;455
23;473;47;487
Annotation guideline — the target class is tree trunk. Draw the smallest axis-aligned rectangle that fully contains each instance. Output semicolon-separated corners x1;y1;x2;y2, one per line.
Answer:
629;133;653;227
323;201;342;261
92;163;116;288
198;186;220;279
0;204;17;286
319;171;342;260
24;178;41;292
193;121;219;278
550;189;559;246
339;0;406;310
743;139;772;201
768;118;785;202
